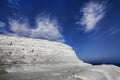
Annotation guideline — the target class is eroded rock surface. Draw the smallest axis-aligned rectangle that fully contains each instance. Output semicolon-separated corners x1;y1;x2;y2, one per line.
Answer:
0;35;90;72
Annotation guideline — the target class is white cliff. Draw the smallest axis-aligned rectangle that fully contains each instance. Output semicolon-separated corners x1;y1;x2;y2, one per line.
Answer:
0;35;89;72
0;35;120;80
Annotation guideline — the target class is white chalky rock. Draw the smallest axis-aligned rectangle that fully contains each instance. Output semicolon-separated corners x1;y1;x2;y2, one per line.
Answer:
0;35;120;80
0;35;88;72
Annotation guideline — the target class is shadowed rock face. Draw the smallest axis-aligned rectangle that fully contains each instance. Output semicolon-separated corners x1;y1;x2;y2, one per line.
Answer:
0;35;120;80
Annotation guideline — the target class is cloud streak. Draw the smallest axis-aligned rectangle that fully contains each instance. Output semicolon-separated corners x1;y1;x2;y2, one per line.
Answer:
78;1;107;32
8;0;20;9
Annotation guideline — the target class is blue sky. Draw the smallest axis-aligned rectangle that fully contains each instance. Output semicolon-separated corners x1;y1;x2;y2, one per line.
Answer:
0;0;120;63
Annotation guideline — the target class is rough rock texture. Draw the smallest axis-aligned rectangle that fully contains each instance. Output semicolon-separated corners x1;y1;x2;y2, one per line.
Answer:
0;35;120;80
0;35;89;72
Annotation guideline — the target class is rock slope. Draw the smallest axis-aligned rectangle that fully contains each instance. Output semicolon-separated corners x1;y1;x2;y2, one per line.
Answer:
0;35;120;80
0;35;89;72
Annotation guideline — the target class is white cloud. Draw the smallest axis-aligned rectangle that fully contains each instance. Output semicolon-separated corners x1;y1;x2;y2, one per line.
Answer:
8;16;64;42
8;0;20;9
31;16;64;42
0;21;6;27
78;1;106;32
9;19;31;36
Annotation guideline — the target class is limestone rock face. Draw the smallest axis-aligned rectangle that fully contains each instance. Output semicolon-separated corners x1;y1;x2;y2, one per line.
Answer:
0;35;88;72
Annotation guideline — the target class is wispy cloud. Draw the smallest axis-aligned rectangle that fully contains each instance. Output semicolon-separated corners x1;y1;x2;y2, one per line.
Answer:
6;0;64;42
77;1;107;32
7;16;64;42
8;0;20;9
8;0;22;18
9;18;31;36
31;16;64;42
0;21;6;27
